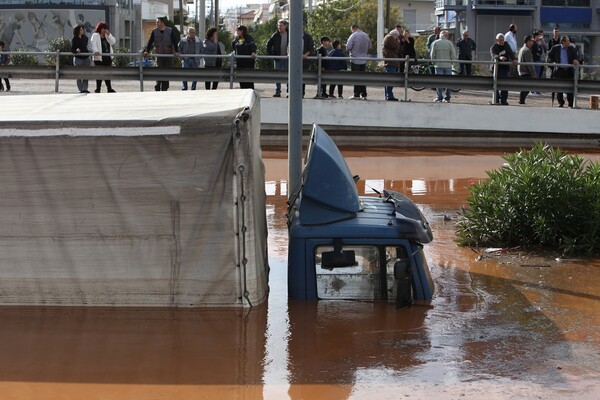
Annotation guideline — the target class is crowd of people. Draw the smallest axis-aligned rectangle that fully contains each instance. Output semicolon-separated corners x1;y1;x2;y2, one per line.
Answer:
0;17;588;108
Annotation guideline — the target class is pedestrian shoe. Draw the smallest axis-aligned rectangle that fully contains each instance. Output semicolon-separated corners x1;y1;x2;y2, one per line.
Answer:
433;98;442;102
349;95;361;100
94;88;101;93
328;94;336;99
442;99;450;103
313;95;323;99
338;95;343;99
558;102;565;108
518;101;525;105
361;95;367;100
386;97;399;101
273;92;281;97
108;89;116;93
501;101;509;106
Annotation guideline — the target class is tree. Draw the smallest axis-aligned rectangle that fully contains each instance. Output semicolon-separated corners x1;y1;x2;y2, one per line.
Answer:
308;0;400;50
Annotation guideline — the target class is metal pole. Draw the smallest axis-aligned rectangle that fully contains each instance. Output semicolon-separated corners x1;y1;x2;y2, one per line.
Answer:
214;0;219;30
199;0;206;38
288;0;303;200
317;53;322;97
229;53;235;88
54;51;60;93
403;56;409;102
377;0;383;59
139;51;144;92
492;58;499;104
573;65;579;109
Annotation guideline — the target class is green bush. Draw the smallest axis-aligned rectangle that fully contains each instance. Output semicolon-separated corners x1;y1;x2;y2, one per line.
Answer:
112;47;132;67
9;50;38;66
456;143;600;255
46;36;72;66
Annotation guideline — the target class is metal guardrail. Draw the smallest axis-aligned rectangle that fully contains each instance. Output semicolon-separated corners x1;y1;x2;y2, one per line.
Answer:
2;51;600;107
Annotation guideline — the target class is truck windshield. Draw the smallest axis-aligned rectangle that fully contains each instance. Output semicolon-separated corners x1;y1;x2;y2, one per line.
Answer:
315;245;381;300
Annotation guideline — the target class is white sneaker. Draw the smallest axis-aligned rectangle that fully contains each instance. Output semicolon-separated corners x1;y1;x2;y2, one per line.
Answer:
349;95;361;100
433;98;442;102
442;99;450;103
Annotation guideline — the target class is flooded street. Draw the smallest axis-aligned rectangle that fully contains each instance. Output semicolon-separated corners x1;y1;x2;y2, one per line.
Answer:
1;147;600;399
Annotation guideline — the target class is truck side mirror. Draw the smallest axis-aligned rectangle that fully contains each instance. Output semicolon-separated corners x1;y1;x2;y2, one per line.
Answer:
393;259;410;280
394;259;413;308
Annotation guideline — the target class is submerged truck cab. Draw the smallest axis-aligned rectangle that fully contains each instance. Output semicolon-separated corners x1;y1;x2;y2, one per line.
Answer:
287;125;434;305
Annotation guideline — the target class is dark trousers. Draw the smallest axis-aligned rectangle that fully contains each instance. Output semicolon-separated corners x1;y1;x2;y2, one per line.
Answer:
329;84;343;97
155;56;172;91
495;68;510;104
94;59;112;91
459;59;472;76
554;68;574;107
205;66;219;90
519;74;531;103
351;62;367;97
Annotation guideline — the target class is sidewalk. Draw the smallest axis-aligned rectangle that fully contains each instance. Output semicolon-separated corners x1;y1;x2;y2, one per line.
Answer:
1;78;596;110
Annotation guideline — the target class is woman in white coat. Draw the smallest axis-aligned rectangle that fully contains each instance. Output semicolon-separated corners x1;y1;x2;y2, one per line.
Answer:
90;21;116;92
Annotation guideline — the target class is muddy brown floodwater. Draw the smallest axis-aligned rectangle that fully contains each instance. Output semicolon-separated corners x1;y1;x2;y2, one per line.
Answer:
1;147;599;399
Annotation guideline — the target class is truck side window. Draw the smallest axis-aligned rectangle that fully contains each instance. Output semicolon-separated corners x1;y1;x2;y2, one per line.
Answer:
315;245;381;300
385;246;410;302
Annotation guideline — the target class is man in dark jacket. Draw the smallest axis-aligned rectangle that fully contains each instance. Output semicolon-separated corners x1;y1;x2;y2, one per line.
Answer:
266;19;288;97
144;17;180;91
301;30;315;97
456;30;476;76
547;35;580;107
490;33;516;105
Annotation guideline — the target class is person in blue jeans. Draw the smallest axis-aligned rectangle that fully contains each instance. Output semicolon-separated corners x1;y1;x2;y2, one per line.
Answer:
178;27;202;90
430;30;456;102
266;19;289;97
382;30;401;101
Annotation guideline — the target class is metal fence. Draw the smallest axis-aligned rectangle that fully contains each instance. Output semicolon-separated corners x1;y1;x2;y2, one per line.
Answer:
2;50;600;107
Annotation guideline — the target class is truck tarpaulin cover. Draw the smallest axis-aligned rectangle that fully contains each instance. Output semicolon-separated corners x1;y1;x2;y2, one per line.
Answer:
0;90;268;307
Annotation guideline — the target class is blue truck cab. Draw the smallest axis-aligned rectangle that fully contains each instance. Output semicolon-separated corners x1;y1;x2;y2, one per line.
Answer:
287;125;435;306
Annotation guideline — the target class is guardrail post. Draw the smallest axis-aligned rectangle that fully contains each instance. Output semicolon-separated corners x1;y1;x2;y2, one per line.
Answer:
317;53;322;97
54;51;60;93
492;58;499;104
139;51;144;92
573;64;580;109
403;56;409;102
229;53;235;89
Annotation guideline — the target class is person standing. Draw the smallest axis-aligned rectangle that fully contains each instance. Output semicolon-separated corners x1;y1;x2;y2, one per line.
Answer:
547;35;580;108
90;21;116;93
490;33;516;105
232;25;257;89
382;30;401;101
144;17;180;92
266;19;288;97
456;30;476;76
517;35;537;105
346;24;371;100
178;27;202;90
301;30;315;98
548;27;561;49
326;40;346;99
0;40;10;92
400;29;416;74
315;36;330;98
505;24;518;53
430;30;456;103
203;27;225;90
71;24;90;93
427;26;441;53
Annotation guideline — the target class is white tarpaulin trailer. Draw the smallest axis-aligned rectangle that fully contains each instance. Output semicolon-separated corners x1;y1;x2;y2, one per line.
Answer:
0;90;268;307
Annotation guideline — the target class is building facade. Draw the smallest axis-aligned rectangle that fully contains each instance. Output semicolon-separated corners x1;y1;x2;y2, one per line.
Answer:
0;0;179;55
434;0;600;63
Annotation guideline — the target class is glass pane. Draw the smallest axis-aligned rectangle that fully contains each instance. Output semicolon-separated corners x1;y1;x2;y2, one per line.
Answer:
315;245;380;300
385;246;410;303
